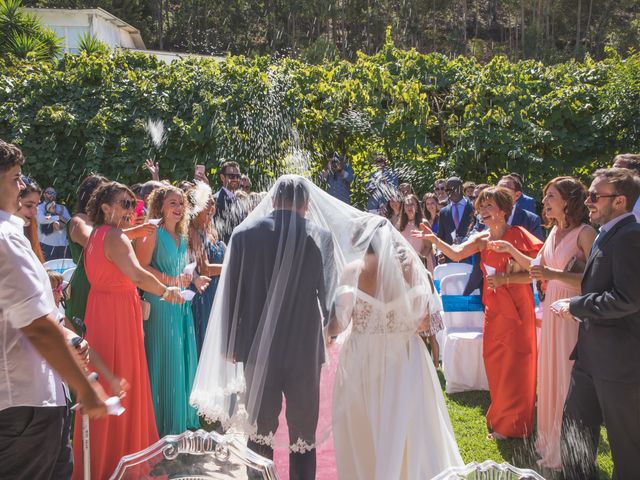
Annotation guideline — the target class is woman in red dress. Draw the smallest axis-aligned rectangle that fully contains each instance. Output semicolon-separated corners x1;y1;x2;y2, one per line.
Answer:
72;182;184;480
414;186;543;438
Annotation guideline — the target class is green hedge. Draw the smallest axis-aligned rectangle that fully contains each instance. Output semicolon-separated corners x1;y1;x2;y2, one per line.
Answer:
1;36;639;208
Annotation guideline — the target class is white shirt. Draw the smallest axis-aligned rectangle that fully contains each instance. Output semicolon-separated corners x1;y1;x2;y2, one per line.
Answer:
0;210;66;411
36;202;71;247
634;196;640;223
507;204;517;225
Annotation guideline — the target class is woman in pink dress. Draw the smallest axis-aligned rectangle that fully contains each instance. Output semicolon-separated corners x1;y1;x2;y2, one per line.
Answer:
490;177;595;470
72;182;184;480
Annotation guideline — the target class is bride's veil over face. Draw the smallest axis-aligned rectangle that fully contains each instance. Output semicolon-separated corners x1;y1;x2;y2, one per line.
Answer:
190;174;440;447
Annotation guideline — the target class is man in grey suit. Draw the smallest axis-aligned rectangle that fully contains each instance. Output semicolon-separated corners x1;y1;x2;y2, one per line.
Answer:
555;168;640;480
223;177;335;480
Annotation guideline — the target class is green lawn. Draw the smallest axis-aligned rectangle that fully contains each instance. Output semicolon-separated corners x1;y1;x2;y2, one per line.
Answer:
437;370;614;479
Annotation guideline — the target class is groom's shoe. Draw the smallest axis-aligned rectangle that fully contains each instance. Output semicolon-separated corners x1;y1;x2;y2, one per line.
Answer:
289;448;316;480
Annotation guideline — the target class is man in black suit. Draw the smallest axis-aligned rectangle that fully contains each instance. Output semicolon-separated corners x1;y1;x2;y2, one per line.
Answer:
437;177;475;263
555;168;640;480
224;177;335;480
214;160;242;243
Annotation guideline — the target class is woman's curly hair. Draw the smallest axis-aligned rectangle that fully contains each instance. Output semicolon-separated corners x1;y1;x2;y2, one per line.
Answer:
86;181;135;226
146;185;189;237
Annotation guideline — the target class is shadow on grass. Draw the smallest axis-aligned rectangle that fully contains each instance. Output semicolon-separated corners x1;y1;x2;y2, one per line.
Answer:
446;389;491;411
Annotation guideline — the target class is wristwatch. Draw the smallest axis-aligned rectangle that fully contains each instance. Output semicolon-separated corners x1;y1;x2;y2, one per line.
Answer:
161;287;170;300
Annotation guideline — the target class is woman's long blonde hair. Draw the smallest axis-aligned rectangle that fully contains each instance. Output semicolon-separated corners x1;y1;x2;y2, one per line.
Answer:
146;185;189;237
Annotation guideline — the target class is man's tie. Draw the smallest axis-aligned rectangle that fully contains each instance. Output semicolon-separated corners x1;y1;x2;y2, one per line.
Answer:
453;203;461;229
590;228;606;254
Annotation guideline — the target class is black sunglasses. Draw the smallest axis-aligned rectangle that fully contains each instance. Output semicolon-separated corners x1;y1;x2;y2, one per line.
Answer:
44;189;56;195
434;186;445;191
118;199;137;210
588;192;620;203
224;173;241;179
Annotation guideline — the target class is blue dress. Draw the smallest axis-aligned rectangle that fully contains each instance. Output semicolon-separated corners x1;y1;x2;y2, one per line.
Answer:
143;227;199;436
191;234;225;357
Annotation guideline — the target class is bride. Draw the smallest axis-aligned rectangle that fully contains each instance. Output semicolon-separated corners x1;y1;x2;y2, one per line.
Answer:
327;216;463;480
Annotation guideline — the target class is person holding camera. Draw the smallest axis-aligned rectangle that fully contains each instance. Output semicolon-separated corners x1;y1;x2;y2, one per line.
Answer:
37;186;71;260
320;152;354;205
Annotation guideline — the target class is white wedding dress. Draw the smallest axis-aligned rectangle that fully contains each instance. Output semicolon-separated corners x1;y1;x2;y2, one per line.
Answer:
332;285;464;480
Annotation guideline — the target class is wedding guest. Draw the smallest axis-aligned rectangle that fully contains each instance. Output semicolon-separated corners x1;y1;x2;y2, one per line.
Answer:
463;181;476;199
214;160;242;243
399;194;441;367
365;154;399;213
489;177;596;469
498;175;543;240
65;174;108;334
239;174;252;194
510;172;537;214
382;193;403;229
414;186;543;439
437;177;474;254
16;176;45;262
612;153;640;221
187;183;225;357
72;181;184;480
37;186;71;260
0;140;106;480
555;168;640;480
434;178;448;204
399;182;414;196
136;185;209;436
320;152;354;205
422;192;440;234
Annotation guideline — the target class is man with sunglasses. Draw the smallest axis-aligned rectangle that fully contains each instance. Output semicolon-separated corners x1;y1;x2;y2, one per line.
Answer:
555;168;640;480
214;160;242;243
436;177;475;262
37;186;71;260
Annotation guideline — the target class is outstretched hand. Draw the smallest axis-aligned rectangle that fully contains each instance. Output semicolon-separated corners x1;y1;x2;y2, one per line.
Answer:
487;239;512;253
411;223;437;242
144;159;160;181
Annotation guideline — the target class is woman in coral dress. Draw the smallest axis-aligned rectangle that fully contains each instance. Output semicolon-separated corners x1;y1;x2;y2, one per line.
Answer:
415;186;543;438
72;182;184;480
492;177;595;469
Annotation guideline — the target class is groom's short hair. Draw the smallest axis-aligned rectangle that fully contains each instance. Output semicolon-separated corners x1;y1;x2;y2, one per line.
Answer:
273;177;309;210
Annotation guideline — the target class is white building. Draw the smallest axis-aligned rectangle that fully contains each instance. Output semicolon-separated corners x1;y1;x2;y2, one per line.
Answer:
25;7;146;54
24;7;224;62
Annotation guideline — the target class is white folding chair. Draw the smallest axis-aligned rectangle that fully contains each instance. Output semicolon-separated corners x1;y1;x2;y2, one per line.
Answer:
43;258;76;273
433;262;473;282
62;267;76;283
440;272;488;394
432;460;545;479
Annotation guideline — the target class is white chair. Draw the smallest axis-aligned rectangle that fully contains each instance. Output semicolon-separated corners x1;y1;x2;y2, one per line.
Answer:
43;258;76;273
440;272;488;394
433;262;473;282
432;460;546;479
109;429;280;480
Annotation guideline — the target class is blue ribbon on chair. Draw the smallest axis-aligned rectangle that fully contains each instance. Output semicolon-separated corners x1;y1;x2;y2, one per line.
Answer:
441;295;484;312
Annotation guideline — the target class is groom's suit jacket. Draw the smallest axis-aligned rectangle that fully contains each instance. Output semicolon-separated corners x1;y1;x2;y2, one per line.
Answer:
224;209;335;372
569;214;640;383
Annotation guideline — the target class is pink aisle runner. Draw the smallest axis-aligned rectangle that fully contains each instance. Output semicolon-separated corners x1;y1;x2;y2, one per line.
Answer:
273;345;340;480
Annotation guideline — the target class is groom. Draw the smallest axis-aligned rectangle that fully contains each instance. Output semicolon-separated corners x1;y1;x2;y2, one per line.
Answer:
224;177;335;480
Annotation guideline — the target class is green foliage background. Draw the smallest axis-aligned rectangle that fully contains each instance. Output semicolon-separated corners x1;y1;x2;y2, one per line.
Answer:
1;36;640;208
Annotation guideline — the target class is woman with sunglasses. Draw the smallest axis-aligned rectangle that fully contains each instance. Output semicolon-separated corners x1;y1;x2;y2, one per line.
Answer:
72;182;184;480
413;186;543;440
487;177;595;470
135;185;210;436
16;176;45;262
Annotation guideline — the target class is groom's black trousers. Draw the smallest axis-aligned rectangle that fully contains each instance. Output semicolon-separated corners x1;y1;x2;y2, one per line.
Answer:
561;361;640;480
246;363;321;480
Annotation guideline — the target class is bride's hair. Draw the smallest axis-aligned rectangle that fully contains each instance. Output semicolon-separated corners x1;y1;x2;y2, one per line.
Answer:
273;176;309;209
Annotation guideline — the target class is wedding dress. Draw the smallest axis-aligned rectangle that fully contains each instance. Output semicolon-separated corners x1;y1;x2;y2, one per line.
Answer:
332;284;463;480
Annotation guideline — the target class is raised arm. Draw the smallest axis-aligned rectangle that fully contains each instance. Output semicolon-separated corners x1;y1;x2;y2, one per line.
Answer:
67;215;93;248
413;223;485;262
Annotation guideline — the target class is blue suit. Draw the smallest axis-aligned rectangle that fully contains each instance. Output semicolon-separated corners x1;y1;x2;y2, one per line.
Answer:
517;193;536;214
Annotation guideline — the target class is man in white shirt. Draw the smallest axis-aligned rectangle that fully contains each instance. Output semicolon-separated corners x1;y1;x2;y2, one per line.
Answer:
37;186;71;260
0;140;106;479
612;153;640;222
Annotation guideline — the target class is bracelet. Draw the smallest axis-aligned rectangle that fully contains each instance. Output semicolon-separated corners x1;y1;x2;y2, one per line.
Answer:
161;286;169;299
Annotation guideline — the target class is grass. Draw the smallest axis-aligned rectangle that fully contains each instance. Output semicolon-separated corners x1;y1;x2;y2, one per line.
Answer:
436;370;614;479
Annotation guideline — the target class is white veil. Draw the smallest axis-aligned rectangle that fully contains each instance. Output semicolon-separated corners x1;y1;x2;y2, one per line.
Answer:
190;174;441;453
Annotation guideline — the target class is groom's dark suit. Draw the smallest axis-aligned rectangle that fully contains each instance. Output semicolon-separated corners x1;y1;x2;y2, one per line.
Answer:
561;213;640;480
225;208;335;480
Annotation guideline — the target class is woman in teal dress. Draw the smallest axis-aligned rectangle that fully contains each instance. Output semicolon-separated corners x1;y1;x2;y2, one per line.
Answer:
187;182;225;357
135;185;210;436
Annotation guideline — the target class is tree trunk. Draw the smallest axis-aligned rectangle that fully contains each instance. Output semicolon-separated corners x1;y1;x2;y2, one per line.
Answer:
575;0;582;59
520;0;526;57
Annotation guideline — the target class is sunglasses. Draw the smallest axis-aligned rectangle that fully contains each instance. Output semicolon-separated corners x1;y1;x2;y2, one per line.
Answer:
588;192;620;203
118;199;137;210
224;173;241;179
44;190;56;195
434;187;445;191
